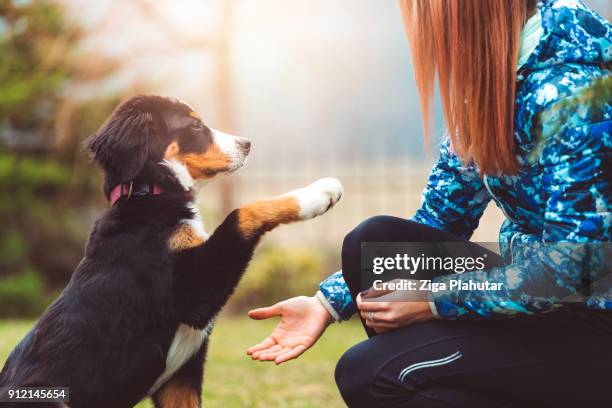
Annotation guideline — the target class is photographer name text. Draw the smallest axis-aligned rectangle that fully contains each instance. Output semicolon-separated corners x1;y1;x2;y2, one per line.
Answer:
372;279;503;292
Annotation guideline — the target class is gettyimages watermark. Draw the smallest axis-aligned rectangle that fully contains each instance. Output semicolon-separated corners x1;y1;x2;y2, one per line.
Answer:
360;242;612;302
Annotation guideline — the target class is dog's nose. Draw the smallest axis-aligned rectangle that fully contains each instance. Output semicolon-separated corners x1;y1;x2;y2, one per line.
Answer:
237;137;251;154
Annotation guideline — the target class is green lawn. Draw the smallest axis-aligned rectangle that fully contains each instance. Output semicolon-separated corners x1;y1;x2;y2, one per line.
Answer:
0;315;365;407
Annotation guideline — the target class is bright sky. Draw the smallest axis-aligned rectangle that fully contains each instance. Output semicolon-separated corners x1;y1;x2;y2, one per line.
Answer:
62;0;434;169
61;0;610;168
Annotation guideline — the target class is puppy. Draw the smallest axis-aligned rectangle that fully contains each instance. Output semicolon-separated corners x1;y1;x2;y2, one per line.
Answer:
0;95;342;407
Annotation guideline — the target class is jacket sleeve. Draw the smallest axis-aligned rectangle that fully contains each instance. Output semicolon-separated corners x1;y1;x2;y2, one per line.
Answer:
412;136;492;239
431;101;611;319
318;136;491;321
318;270;356;321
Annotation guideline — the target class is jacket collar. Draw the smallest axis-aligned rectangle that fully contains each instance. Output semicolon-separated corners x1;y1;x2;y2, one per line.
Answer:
519;0;612;74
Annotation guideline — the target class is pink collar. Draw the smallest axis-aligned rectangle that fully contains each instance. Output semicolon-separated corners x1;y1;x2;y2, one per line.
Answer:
109;181;163;206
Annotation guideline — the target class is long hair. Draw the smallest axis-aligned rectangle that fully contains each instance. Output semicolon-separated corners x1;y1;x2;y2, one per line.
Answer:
400;0;533;175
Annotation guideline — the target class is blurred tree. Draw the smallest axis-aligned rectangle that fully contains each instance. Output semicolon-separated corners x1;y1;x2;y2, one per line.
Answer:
0;0;121;316
0;0;70;147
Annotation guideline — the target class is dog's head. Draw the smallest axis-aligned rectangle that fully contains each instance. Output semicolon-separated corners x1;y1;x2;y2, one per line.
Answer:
86;95;250;191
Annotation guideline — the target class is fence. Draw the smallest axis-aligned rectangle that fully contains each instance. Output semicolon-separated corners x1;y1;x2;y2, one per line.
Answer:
198;159;505;249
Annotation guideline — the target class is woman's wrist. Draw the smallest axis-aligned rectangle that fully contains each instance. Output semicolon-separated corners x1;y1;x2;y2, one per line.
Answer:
426;287;440;319
314;291;339;324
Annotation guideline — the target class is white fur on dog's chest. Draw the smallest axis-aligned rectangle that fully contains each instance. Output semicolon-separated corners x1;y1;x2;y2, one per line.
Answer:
149;321;213;394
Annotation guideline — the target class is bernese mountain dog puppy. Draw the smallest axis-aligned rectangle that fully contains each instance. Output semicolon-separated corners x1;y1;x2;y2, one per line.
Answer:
0;95;342;408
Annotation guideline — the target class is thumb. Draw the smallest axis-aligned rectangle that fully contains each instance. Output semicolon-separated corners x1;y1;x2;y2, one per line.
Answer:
362;287;393;299
248;304;282;320
361;279;405;299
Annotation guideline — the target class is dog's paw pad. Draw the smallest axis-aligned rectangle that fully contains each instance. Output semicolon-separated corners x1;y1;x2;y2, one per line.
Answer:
290;178;343;220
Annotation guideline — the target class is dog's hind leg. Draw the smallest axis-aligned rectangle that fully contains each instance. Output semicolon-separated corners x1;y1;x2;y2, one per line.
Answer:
152;340;208;408
172;178;343;329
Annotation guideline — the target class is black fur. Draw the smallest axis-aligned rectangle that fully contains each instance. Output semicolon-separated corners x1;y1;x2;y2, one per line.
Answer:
0;96;262;407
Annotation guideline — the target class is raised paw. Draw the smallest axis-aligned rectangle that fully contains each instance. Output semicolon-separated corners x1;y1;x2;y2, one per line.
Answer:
288;178;343;220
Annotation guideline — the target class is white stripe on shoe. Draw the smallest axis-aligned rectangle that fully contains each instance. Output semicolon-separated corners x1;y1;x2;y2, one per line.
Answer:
398;351;463;382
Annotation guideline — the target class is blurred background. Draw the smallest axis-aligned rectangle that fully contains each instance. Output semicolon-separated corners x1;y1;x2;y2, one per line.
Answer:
0;1;610;405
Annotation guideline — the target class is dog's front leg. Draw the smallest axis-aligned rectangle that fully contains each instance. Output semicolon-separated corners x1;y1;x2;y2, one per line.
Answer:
173;178;342;329
235;177;343;239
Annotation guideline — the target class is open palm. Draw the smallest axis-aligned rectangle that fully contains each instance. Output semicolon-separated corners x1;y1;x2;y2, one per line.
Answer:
247;296;332;365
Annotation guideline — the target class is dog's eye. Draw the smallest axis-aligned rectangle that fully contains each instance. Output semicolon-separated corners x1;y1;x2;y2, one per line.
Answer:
191;121;203;130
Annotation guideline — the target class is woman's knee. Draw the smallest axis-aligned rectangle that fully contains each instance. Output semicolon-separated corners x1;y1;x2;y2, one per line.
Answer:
335;342;377;407
341;216;404;289
342;215;398;258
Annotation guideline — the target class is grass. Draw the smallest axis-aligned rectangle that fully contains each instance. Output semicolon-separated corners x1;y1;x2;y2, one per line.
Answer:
0;315;365;407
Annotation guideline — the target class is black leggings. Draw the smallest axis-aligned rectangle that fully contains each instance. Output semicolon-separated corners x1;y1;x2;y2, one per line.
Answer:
335;216;612;408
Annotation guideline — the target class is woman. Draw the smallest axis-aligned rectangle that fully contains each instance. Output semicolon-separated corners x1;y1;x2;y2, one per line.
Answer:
247;0;611;406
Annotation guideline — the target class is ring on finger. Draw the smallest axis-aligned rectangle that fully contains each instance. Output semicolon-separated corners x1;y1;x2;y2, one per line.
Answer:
368;311;376;322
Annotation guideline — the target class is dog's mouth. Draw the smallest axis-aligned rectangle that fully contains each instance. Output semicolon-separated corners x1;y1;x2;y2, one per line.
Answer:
225;147;250;174
209;130;250;175
226;137;251;173
181;133;251;180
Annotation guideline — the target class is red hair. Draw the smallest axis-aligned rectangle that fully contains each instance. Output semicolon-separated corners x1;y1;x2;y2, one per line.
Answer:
400;0;532;175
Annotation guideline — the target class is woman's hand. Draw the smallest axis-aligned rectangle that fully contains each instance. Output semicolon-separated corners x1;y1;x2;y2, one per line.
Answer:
357;284;435;333
247;296;333;365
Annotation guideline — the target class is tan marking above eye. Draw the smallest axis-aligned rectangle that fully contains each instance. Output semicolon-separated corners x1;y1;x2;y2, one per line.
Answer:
168;224;205;251
189;111;201;120
164;141;180;159
237;196;301;239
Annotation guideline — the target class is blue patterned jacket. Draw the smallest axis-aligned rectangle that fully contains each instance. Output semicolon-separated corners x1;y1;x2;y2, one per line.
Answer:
319;0;611;320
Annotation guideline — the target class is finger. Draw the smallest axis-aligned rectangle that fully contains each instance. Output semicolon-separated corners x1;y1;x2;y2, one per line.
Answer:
258;346;290;361
374;326;391;334
252;344;284;359
357;301;390;312
361;287;394;299
364;319;396;330
248;304;282;320
252;348;277;360
368;324;395;333
360;311;393;323
275;345;307;365
373;322;396;329
246;337;276;355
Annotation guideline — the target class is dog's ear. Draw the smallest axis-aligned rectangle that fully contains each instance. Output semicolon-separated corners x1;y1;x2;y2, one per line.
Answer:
85;97;158;182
